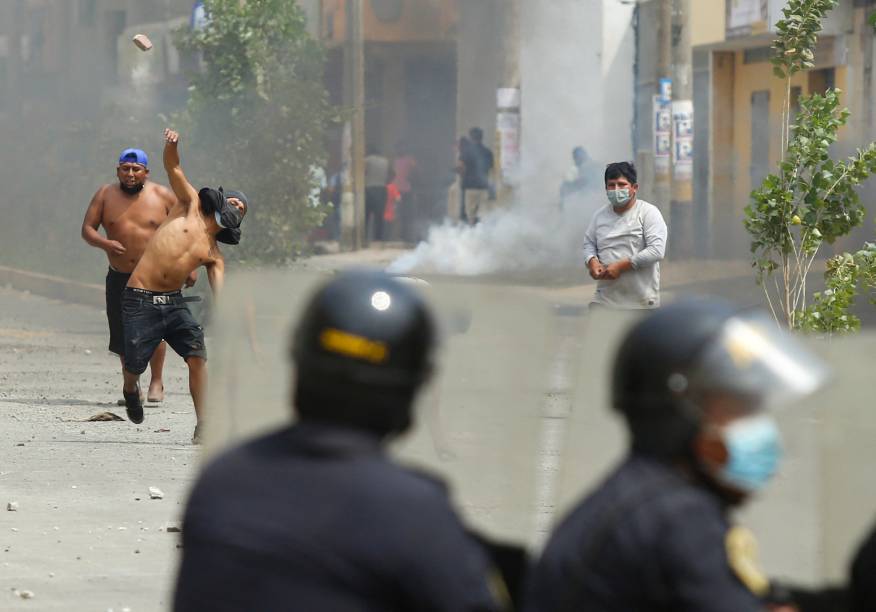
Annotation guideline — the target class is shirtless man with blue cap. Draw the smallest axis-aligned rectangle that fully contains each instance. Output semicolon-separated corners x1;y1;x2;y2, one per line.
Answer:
82;147;195;406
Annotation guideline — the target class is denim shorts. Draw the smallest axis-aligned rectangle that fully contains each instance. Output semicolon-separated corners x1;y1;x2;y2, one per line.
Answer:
122;288;207;375
106;268;131;356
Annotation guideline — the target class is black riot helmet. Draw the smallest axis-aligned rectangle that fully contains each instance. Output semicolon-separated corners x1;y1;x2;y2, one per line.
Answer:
291;269;437;437
611;298;827;458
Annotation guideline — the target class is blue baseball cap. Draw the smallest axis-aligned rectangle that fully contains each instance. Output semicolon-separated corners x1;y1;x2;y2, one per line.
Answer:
118;148;148;168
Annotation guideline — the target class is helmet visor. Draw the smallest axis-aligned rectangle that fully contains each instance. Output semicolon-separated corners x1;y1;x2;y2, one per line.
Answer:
687;311;829;410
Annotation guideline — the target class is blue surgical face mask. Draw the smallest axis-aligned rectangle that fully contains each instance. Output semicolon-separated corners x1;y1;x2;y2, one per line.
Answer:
717;414;783;493
606;188;631;207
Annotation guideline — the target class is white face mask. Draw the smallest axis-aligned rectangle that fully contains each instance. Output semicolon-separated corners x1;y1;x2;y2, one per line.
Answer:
606;188;632;207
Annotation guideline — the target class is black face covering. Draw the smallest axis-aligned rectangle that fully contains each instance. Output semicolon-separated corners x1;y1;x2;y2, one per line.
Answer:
198;187;248;245
119;181;145;195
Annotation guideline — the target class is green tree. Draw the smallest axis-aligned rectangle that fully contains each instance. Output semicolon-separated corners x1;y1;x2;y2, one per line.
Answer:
798;243;876;336
744;0;876;328
175;0;335;263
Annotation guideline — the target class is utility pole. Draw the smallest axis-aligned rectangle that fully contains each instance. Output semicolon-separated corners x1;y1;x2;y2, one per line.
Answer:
341;0;366;251
670;0;694;259
654;0;672;220
350;0;366;249
495;0;521;207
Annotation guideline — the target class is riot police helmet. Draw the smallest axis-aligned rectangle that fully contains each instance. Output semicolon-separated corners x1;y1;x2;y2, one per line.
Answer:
611;298;827;458
291;269;437;436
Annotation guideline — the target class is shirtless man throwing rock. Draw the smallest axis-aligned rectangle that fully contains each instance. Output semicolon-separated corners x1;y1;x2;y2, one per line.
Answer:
82;148;183;404
122;129;248;443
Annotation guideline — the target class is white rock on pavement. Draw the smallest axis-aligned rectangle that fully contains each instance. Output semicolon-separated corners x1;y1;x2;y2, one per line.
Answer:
148;487;164;500
7;501;18;511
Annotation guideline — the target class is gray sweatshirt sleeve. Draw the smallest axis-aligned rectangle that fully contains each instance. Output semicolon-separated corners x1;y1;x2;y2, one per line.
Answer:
630;205;667;269
582;215;599;264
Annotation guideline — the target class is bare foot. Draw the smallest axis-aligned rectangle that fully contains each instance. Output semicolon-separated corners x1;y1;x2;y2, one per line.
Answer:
147;382;164;403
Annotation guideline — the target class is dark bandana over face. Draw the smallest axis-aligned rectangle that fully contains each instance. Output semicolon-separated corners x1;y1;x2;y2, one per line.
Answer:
198;187;246;245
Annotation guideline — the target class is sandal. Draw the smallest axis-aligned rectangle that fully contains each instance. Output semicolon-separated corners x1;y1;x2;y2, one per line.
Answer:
123;383;144;424
117;390;145;407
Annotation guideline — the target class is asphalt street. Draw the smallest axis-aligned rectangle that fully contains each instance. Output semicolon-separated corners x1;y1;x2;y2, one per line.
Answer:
0;286;199;611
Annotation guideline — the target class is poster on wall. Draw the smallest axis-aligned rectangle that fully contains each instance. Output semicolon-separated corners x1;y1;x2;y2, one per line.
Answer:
653;95;671;174
496;111;521;183
726;0;768;37
672;100;694;180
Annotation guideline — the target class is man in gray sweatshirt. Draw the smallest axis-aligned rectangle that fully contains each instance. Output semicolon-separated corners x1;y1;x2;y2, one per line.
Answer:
582;162;667;308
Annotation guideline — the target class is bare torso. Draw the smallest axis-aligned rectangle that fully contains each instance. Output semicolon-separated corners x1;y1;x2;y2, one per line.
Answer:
100;183;174;273
128;204;221;292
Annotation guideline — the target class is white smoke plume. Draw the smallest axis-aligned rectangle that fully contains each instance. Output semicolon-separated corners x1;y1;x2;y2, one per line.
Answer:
387;194;600;276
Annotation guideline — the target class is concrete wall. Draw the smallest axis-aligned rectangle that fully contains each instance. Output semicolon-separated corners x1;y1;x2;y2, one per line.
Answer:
455;1;635;208
0;0;192;122
515;0;635;208
456;0;504;150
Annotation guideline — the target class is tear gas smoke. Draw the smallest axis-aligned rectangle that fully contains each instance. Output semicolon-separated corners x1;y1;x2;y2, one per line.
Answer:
387;193;601;276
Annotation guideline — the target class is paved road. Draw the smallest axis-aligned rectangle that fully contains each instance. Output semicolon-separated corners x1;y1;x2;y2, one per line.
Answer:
0;287;199;611
1;267;873;610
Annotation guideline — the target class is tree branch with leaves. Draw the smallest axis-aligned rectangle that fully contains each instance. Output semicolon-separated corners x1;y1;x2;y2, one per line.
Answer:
744;0;876;329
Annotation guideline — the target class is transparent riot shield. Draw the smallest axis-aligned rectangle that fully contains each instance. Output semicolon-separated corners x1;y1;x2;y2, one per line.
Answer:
204;270;876;585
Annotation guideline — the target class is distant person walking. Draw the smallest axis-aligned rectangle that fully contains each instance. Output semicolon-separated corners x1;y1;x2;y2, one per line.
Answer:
582;162;667;308
460;127;495;224
364;146;390;242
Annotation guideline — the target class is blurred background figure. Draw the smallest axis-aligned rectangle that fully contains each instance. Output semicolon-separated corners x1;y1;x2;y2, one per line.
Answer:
393;142;419;243
525;299;827;612
460;127;495;225
364;146;390;243
173;270;507;612
383;168;403;241
559;146;600;210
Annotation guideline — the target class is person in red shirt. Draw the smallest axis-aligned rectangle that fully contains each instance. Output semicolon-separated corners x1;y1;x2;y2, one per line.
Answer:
393;144;418;241
383;169;402;241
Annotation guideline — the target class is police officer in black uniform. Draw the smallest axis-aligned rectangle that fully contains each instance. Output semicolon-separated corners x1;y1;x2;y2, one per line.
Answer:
524;299;828;612
850;519;876;612
173;270;502;612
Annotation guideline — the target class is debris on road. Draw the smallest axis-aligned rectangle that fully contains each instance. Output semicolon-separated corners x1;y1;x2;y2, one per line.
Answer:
13;588;35;599
86;412;124;422
7;501;18;511
148;487;164;500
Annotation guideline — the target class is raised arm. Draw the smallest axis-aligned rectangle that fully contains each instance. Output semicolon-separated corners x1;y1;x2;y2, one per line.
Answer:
163;129;200;215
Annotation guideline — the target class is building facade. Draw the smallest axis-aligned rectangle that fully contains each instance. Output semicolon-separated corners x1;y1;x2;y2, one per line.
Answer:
635;0;876;259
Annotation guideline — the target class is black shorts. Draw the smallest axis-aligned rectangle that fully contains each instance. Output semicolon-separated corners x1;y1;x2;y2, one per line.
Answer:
122;288;207;375
106;268;131;356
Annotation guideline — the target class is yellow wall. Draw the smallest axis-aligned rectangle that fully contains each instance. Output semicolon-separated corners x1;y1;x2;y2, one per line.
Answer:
730;57;848;212
692;0;726;47
731;57;805;212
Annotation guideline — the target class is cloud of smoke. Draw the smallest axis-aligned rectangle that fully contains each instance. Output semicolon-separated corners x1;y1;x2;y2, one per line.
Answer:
387;192;601;276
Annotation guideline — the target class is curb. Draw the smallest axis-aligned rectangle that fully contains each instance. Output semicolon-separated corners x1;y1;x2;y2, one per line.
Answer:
0;265;104;309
